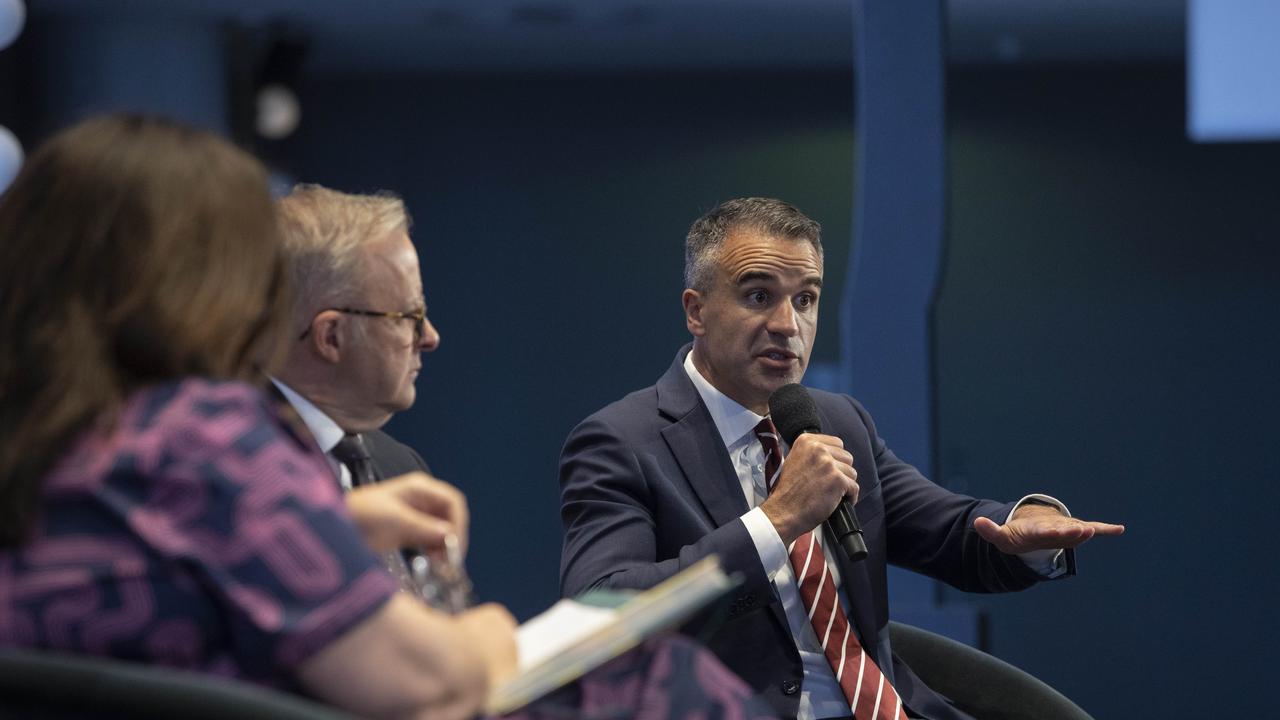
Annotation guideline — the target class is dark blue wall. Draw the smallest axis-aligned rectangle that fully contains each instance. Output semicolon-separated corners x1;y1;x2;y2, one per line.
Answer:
938;66;1280;718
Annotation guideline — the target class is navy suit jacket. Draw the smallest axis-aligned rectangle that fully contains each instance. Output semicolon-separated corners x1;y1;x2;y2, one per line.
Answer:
559;346;1066;719
364;428;430;478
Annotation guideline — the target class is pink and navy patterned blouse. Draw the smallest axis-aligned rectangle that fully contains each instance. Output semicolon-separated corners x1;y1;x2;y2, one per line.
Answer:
0;379;399;689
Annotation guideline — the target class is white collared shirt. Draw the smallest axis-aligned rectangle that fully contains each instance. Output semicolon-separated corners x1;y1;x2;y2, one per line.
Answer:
682;352;857;720
270;378;352;490
681;351;1069;720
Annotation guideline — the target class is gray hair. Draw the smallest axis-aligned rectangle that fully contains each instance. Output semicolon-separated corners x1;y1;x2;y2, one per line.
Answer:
684;197;823;292
277;184;410;331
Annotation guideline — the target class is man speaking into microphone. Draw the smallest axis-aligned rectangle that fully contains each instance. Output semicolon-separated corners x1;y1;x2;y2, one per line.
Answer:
558;197;1123;720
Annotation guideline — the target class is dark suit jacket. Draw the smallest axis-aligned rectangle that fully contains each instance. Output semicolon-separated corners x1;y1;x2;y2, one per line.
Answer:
364;428;430;478
559;346;1068;720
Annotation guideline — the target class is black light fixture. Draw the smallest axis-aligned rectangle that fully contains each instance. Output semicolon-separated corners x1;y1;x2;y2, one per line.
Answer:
254;28;309;141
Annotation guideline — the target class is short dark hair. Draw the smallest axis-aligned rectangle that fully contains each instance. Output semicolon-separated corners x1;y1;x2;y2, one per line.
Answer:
0;114;289;546
684;197;823;292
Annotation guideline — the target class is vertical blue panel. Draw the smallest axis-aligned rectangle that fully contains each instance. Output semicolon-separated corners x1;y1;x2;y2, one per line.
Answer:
843;0;944;477
843;0;981;642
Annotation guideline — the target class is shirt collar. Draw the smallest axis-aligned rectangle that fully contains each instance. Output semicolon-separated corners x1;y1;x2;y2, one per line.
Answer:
682;348;766;449
270;378;346;455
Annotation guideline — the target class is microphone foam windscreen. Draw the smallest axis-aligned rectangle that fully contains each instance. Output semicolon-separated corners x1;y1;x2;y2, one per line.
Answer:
768;383;822;445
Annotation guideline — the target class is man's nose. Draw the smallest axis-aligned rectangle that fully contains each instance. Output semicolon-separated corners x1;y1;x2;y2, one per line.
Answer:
417;317;441;352
766;300;800;336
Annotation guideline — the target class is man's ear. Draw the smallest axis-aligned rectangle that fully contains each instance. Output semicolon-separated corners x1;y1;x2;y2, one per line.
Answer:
682;288;707;337
309;312;344;364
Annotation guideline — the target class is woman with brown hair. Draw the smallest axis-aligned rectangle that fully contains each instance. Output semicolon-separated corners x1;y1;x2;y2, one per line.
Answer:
0;115;516;719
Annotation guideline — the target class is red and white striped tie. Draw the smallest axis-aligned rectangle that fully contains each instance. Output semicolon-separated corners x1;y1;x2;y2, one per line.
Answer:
756;418;908;720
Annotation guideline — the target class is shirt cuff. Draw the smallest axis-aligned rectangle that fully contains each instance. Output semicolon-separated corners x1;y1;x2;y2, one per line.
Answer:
1009;493;1072;578
742;506;790;579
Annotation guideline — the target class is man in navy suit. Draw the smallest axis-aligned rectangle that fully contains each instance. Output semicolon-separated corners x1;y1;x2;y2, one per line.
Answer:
558;197;1123;720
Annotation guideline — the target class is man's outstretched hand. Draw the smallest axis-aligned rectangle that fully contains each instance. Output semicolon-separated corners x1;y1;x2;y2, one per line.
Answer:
974;503;1125;554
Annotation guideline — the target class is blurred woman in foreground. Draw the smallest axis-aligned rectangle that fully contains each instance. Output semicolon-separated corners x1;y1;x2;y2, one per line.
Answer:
0;115;515;719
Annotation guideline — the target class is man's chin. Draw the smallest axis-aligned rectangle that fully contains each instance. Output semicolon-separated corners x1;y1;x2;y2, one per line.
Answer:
746;376;803;412
759;366;804;390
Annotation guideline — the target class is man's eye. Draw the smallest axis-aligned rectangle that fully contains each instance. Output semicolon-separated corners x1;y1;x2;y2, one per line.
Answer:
747;290;769;305
795;294;816;309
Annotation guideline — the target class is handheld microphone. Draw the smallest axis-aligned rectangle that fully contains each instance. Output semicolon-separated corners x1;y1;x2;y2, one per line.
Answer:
768;383;868;563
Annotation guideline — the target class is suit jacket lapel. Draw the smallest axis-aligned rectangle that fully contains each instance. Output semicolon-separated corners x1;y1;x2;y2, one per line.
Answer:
656;346;791;636
655;346;749;527
368;452;388;481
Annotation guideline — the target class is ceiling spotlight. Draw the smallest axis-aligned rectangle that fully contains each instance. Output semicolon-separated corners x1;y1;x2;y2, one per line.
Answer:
0;0;25;51
0;124;23;194
256;83;300;140
253;29;308;141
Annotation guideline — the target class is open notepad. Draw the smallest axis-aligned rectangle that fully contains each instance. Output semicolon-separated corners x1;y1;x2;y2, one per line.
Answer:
486;556;735;715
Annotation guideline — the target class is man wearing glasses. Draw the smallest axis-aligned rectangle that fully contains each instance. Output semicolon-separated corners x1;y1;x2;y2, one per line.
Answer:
282;184;437;442
272;184;471;606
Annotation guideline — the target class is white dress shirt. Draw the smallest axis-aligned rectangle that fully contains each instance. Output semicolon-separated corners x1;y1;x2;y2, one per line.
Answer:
271;378;351;489
681;353;1069;720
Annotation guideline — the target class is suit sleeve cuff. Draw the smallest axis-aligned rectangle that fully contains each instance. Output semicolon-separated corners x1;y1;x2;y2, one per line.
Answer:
1009;493;1071;578
742;506;790;580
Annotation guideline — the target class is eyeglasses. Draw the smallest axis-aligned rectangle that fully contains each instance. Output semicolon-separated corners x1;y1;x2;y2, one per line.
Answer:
298;306;429;342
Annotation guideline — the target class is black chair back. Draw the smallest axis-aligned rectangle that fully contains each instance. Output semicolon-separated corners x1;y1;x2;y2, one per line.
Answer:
888;621;1093;720
0;648;351;719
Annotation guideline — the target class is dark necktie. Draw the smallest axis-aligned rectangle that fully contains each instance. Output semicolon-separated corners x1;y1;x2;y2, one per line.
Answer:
331;433;420;594
755;418;908;720
332;433;377;486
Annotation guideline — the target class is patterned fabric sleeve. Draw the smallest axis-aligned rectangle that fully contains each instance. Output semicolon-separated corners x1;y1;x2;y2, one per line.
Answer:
115;380;399;679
